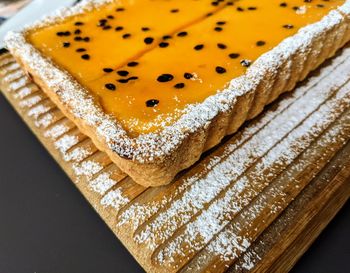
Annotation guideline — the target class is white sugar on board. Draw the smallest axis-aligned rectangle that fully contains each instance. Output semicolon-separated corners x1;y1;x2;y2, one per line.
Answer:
89;172;117;195
8;77;29;92
34;112;53;128
63;146;92;162
44;123;69;139
54;134;78;154
100;189;129;211
27;104;49;119
19;95;41;108
3;69;24;83
72;160;103;178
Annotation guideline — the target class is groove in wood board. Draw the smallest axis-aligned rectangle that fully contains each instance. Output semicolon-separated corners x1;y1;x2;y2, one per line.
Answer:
0;46;349;273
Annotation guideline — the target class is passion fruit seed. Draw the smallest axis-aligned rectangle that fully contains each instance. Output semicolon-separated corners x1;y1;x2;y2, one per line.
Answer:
174;83;185;89
127;61;139;67
256;40;266;46
117;70;129;77
184;72;193;79
81;54;90;60
194;44;204;50
229;53;240;59
159;42;169;48
144;37;154;44
105;83;116;90
103;68;114;73
217;43;227;49
177;31;188;37
146;99;159;107
216;66;226;74
157;74;174;82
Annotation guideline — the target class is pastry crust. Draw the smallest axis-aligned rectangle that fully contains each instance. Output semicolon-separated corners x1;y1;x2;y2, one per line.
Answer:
5;0;350;187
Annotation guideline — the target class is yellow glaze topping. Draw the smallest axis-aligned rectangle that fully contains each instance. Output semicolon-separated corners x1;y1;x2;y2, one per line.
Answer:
28;0;345;136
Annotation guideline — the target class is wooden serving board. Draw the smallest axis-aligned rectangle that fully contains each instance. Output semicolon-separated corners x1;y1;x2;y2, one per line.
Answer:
0;46;349;273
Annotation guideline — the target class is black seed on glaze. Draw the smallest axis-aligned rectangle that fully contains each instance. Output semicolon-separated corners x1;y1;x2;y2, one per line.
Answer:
116;7;125;12
214;27;223;32
217;43;227;49
103;68;113;73
63;42;70;48
256;40;266;46
280;2;287;7
174;83;185;89
163;35;172;40
146;99;159;107
216;66;226;74
236;7;244;11
144;37;154;44
283;24;294;29
118;79;129;83
107;15;115;19
157;74;174;82
74;29;82;35
115;26;124;31
216;21;226;25
98;19;107;27
159;42;169;48
194;44;204;50
184;72;193;79
83;37;90;42
105;83;116;90
229;53;240;59
177;31;188;37
117;70;129;76
123;33;131;39
81;54;90;60
103;25;112;30
118;76;138;83
76;48;86;52
171;9;179;13
127;61;139;67
74;36;83;41
57;31;71;37
75;21;84;26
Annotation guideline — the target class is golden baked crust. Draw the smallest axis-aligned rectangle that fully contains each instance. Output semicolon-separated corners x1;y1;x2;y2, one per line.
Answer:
5;0;350;186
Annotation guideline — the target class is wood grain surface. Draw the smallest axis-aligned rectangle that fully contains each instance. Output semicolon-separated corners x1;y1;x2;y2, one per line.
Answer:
0;47;349;272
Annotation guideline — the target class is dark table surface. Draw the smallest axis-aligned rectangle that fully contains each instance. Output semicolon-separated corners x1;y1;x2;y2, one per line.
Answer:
0;93;349;273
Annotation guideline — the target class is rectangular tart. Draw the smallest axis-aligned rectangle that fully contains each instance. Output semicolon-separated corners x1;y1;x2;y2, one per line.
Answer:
5;0;350;187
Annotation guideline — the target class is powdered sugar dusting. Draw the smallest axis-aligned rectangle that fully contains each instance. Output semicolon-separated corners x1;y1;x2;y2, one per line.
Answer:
101;189;129;211
63;146;92;162
89;172;117;195
27;104;50;119
44;123;69;139
72;160;103;178
34;112;53;128
54;134;78;154
19;95;41;108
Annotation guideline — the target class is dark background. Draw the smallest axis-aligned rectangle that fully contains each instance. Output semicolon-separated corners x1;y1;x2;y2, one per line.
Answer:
0;93;349;273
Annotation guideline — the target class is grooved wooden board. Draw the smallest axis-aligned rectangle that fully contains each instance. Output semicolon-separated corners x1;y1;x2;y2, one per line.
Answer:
0;47;349;273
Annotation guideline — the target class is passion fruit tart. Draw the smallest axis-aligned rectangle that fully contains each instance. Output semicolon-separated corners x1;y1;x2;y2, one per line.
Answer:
5;0;350;186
